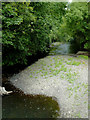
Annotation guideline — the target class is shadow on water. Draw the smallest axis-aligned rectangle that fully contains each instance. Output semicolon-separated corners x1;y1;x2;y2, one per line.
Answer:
2;82;60;119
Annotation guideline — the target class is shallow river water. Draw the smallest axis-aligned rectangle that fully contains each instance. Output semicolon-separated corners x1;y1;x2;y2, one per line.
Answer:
3;93;60;118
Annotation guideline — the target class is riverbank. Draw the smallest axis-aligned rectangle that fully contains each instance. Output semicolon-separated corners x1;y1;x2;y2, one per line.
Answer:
9;54;88;118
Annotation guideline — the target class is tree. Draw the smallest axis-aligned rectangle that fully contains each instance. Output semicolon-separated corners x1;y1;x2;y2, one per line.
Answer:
2;2;67;66
60;2;89;50
2;2;37;66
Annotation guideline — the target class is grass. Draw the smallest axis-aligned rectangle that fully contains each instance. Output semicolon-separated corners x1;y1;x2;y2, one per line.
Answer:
84;89;88;95
53;69;61;76
35;76;38;79
75;112;81;118
76;103;81;106
84;101;87;104
42;67;46;70
67;87;73;91
49;68;55;74
60;65;67;72
72;61;81;66
30;75;33;78
82;83;88;89
60;74;65;79
68;92;73;98
78;55;88;60
36;71;40;74
79;88;82;92
68;57;73;61
54;61;63;68
66;60;81;66
66;71;78;79
68;78;75;84
41;74;44;77
50;59;53;62
74;94;79;100
55;63;60;68
50;63;53;66
43;71;48;76
88;104;90;109
65;72;72;79
49;75;53;77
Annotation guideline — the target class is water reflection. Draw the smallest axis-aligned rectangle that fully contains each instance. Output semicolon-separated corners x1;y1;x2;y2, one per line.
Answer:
49;42;79;55
2;92;60;118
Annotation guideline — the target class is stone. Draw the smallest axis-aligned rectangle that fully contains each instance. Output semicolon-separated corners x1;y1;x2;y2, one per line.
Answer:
76;51;89;56
0;86;12;95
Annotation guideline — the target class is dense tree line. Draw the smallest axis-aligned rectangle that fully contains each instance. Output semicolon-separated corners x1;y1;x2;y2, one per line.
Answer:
2;2;89;67
60;2;89;50
2;2;66;66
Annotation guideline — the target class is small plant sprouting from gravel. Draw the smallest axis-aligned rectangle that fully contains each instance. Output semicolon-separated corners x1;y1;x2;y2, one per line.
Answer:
53;69;61;76
35;76;38;79
36;71;40;74
43;71;48;76
74;94;79;100
65;72;72;79
81;83;88;89
65;71;78;83
60;65;67;72
68;92;73;98
68;78;76;84
68;57;73;61
78;55;88;60
75;112;81;118
76;103;81;106
66;60;81;66
50;63;53;66
60;74;65;79
30;75;33;78
67;86;73;91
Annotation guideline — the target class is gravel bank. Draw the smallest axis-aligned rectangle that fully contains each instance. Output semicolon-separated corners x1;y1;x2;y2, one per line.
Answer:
10;55;88;118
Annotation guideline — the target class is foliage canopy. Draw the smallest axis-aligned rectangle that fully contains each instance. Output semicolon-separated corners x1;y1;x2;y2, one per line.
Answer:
2;2;89;66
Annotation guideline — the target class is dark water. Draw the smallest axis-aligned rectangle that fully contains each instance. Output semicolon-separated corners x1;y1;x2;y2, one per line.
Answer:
2;82;60;119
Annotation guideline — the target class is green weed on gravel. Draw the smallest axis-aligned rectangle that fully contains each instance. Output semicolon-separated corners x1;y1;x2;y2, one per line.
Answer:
68;92;73;98
74;94;79;100
65;71;78;84
55;61;63;68
60;65;67;72
30;75;33;78
75;112;81;118
88;104;90;109
82;83;88;89
49;68;55;73
65;72;72;79
68;78;75;84
50;63;53;66
78;55;88;60
60;74;65;79
43;71;48;76
68;57;73;61
53;69;61;76
66;60;81;66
